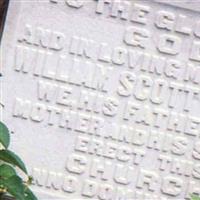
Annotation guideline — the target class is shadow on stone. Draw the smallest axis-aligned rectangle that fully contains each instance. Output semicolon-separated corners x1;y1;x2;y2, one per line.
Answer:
0;0;9;41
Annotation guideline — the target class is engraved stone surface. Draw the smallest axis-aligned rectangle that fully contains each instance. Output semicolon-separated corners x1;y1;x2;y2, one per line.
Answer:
1;0;200;199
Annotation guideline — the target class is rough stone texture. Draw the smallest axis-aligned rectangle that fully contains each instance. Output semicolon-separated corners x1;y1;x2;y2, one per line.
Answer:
154;0;200;11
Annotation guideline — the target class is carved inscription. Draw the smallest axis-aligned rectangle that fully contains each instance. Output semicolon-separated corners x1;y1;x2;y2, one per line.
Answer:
2;0;200;199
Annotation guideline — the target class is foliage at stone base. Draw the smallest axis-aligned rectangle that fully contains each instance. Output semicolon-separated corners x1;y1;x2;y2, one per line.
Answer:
192;195;200;200
0;121;37;200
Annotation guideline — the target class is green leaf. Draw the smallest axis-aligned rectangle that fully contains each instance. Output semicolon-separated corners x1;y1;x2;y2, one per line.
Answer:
24;187;38;200
191;195;200;200
0;150;27;174
0;164;16;179
1;175;25;200
0;121;10;148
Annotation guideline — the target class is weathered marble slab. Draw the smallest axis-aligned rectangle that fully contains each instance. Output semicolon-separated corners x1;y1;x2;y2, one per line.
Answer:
1;0;200;199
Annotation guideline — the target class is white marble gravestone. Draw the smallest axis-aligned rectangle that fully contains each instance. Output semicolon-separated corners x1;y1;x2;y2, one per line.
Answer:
1;0;200;199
